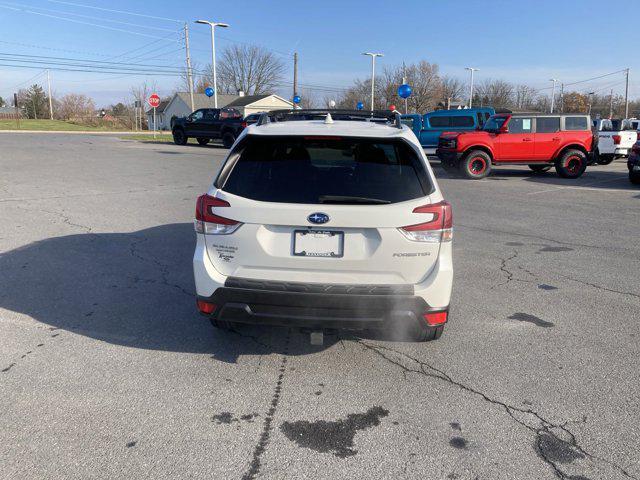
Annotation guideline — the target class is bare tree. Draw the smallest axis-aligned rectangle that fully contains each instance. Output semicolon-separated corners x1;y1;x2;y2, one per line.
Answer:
439;76;465;105
212;45;286;95
514;84;538;110
130;80;158;109
474;79;514;109
57;94;95;120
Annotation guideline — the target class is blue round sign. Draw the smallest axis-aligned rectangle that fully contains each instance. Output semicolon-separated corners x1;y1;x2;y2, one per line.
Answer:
356;102;364;110
293;95;301;104
398;84;412;99
205;87;214;97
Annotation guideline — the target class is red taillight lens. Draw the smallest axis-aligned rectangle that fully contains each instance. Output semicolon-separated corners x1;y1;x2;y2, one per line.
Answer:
195;194;241;234
636;132;640;141
423;310;448;326
398;201;453;242
241;122;247;128
197;299;217;314
613;134;621;145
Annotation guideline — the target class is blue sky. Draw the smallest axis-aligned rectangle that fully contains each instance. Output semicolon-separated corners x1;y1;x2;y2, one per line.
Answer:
0;0;638;106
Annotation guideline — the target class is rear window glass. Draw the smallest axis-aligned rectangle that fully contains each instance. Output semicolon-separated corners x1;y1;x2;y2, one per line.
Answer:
565;117;588;131
428;116;450;128
450;116;474;127
536;117;560;133
218;136;432;204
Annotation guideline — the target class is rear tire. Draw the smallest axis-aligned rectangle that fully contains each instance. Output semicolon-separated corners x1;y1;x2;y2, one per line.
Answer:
418;325;445;342
555;149;587;179
222;132;235;148
196;137;210;146
460;150;492;179
528;164;552;173
597;154;615;165
630;171;640;185
172;129;188;146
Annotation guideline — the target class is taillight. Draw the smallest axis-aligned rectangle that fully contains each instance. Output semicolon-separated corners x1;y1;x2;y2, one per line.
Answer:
423;310;448;326
241;122;247;128
194;194;242;235
399;200;453;243
196;299;217;314
613;134;621;145
632;143;640;154
636;132;640;141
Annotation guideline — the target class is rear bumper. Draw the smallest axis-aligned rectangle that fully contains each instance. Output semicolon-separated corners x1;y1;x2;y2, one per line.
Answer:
198;278;447;330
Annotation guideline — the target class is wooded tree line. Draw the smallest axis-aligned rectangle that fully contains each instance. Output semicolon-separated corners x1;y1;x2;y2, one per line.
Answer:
332;61;640;118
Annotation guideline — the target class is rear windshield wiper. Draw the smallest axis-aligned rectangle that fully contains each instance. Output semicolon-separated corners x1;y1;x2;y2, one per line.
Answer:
318;195;391;205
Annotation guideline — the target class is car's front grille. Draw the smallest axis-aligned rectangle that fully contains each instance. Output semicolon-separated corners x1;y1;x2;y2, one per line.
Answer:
225;277;414;295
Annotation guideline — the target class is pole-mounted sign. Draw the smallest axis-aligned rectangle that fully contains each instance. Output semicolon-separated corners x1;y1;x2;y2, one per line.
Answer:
148;93;160;138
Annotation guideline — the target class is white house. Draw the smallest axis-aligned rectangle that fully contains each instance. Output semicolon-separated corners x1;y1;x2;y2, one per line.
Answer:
146;92;293;130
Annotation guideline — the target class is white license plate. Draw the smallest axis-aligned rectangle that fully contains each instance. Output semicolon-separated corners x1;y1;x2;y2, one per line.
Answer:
293;230;344;258
634;165;640;172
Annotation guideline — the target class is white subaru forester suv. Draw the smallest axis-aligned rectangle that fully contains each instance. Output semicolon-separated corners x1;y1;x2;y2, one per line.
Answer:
193;110;453;341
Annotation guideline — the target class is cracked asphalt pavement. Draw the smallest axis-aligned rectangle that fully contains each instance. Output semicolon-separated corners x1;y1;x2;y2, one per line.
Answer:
1;134;639;479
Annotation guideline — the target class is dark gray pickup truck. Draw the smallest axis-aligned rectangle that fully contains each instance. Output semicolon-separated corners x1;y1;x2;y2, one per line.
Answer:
171;107;246;147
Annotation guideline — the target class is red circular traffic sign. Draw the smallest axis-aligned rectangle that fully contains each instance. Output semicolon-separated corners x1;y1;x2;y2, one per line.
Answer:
148;93;161;108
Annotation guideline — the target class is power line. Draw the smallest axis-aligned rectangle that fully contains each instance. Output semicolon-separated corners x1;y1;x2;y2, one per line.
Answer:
0;52;188;72
0;62;186;77
0;4;178;40
0;1;177;32
564;69;627;87
45;0;183;23
0;39;111;57
5;69;47;90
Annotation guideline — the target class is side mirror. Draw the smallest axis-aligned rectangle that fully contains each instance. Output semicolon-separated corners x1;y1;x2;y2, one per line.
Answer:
499;126;509;134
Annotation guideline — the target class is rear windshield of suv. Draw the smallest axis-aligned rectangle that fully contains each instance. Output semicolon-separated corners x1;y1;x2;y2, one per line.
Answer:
217;135;432;204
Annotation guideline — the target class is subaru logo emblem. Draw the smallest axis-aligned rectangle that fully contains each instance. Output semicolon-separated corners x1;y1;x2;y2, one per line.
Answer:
308;212;330;224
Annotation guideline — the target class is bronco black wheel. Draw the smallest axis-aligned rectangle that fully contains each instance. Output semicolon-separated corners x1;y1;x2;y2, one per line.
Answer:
172;129;187;146
555;149;587;179
460;150;492;179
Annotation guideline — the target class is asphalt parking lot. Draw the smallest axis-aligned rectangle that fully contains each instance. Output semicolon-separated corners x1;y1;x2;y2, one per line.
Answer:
1;134;639;480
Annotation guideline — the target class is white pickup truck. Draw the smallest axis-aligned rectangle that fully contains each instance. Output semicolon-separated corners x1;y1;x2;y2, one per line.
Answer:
592;118;636;165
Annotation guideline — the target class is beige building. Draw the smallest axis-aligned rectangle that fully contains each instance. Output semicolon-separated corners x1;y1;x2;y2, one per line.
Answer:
147;92;292;130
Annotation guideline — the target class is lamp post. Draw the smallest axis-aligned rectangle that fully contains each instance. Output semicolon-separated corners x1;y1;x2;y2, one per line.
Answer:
362;52;383;110
195;19;229;108
465;67;479;108
550;78;559;113
588;92;595;115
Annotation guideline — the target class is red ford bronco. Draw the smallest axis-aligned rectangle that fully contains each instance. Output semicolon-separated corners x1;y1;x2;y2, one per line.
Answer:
436;113;595;179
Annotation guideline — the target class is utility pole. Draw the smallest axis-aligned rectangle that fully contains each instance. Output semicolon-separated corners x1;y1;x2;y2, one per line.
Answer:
362;52;383;110
624;68;630;118
588;92;595;115
465;67;478;108
549;79;559;113
46;69;53;120
609;89;614;118
184;22;195;112
293;52;298;101
560;83;564;113
13;93;20;129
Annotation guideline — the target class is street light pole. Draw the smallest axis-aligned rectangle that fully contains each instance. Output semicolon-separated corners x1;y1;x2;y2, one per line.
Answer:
196;20;229;109
550;78;559;113
588;92;595;115
362;52;383;110
465;67;478;108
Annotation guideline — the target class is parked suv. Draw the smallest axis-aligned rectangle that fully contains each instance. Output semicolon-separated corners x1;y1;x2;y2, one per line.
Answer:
436;113;594;179
171;107;246;148
193;110;453;341
402;107;495;154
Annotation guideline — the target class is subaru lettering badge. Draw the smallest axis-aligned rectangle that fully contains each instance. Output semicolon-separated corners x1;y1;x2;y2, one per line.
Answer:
307;212;330;224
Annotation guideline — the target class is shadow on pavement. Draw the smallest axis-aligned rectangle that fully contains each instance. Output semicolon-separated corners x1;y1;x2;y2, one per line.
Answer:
0;223;338;361
433;163;637;192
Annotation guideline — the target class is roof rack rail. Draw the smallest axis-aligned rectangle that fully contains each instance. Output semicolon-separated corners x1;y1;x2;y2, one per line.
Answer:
255;109;403;129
